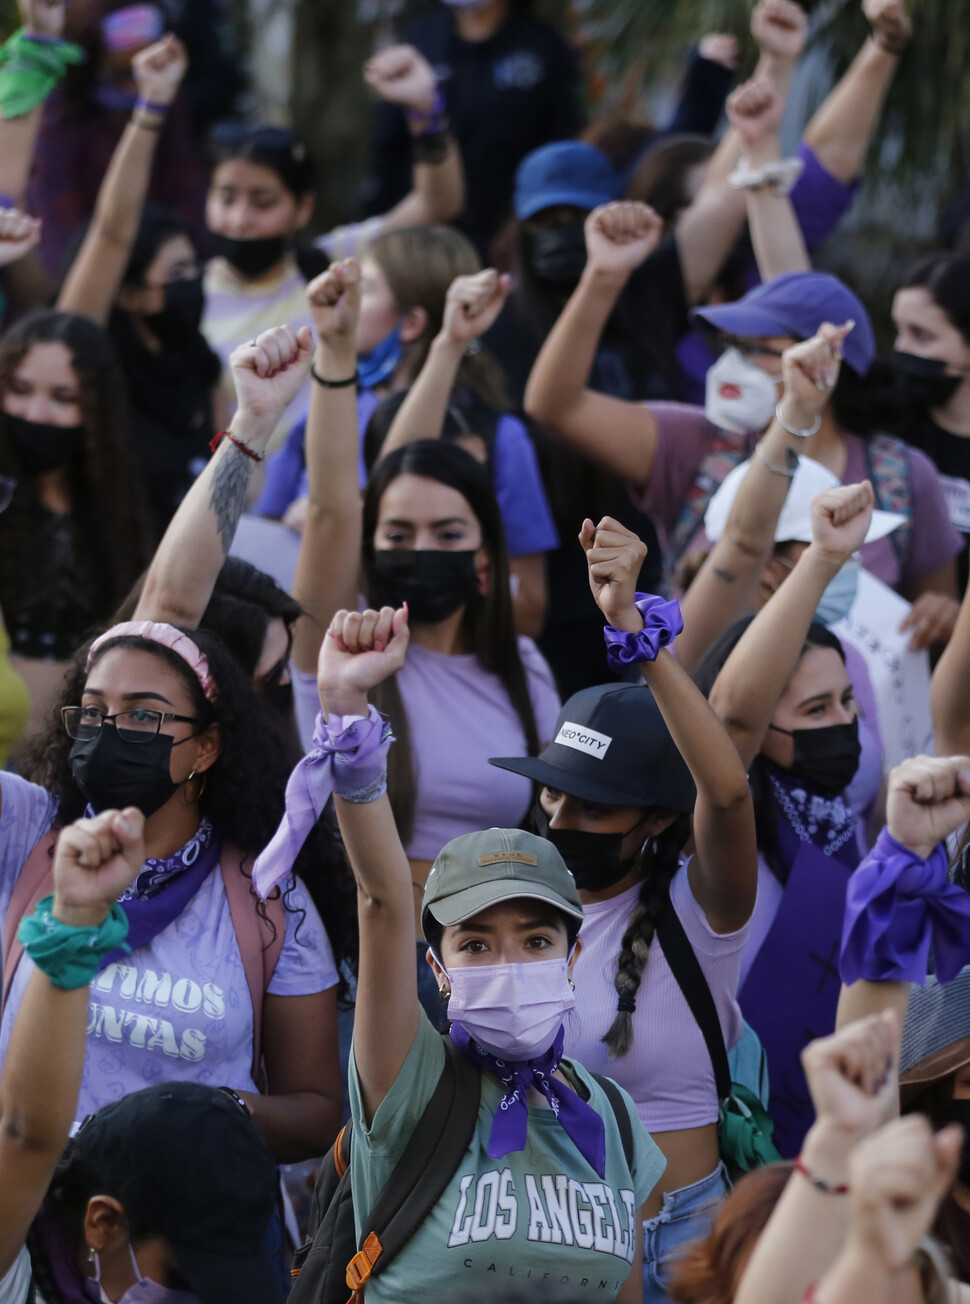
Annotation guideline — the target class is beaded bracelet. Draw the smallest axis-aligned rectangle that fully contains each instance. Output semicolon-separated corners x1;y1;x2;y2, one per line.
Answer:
794;1154;849;1196
209;428;265;462
18;896;129;990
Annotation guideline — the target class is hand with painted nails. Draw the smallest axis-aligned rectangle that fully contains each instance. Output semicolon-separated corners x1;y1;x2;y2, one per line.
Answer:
778;320;855;429
229;323;314;424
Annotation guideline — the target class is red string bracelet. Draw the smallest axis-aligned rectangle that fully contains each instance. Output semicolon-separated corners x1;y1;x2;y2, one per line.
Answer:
794;1155;849;1195
210;429;265;463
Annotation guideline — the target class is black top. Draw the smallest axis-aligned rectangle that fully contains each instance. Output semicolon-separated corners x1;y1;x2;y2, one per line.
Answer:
903;413;970;592
7;510;97;660
363;9;584;255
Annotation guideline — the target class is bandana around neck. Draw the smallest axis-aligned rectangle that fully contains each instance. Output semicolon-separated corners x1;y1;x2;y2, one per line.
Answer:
767;768;857;864
450;1021;607;1178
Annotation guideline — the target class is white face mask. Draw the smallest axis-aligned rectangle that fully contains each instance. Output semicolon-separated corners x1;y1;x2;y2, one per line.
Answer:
705;347;781;434
445;955;576;1061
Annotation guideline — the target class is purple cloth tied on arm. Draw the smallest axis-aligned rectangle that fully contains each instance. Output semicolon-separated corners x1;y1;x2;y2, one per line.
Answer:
603;593;684;670
840;828;970;987
253;705;393;899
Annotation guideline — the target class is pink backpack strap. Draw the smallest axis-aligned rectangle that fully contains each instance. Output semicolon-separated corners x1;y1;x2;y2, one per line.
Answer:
2;828;58;1014
220;848;286;1088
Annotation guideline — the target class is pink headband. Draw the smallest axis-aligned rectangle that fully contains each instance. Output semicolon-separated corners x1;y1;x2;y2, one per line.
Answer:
101;5;164;52
87;621;219;702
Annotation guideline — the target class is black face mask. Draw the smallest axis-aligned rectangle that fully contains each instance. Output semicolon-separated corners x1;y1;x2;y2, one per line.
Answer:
527;223;588;287
5;413;84;475
367;550;479;625
145;276;206;344
769;717;861;794
531;800;641;891
69;725;187;817
209;232;288;278
891;350;964;409
950;1100;970;1188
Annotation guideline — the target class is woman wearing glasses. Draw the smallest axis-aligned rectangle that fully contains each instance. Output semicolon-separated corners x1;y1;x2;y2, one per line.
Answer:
0;616;347;1163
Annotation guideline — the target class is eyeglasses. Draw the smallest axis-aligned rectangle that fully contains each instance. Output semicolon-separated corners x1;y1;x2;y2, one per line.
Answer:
716;335;787;360
62;706;199;742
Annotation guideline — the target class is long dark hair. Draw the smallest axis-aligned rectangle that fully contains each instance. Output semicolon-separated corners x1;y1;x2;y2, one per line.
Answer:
602;812;693;1058
693;615;847;884
362;441;540;842
21;626;356;993
0;312;151;632
897;252;970;344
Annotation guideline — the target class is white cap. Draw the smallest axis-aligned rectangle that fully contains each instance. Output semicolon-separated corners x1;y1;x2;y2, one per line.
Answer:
704;454;907;545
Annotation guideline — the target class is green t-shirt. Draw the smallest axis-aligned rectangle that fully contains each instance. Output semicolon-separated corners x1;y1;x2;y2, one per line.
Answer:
349;1013;666;1302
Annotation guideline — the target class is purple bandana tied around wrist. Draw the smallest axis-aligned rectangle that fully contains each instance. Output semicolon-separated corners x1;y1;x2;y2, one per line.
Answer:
253;705;393;899
603;593;683;671
840;828;970;986
450;1022;607;1178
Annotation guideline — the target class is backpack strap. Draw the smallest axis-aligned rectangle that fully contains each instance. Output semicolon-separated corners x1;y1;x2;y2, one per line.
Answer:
656;902;732;1103
2;829;58;1015
589;1071;635;1170
346;1036;481;1297
863;434;913;572
219;848;286;1088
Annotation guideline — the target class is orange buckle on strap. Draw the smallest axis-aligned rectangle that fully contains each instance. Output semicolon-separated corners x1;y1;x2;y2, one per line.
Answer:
346;1232;383;1292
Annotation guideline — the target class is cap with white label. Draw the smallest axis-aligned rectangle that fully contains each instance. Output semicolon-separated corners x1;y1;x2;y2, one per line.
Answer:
490;682;696;811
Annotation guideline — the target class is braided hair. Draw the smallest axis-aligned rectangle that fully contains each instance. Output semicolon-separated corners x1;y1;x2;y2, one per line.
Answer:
602;813;692;1059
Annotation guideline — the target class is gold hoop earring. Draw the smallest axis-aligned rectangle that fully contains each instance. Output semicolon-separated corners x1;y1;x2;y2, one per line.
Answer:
183;769;207;804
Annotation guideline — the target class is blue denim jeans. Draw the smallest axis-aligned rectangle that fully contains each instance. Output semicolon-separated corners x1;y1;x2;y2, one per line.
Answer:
642;1161;730;1303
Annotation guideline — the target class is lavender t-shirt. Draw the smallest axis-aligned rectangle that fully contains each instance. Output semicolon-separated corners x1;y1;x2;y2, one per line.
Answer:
0;773;338;1121
635;405;962;590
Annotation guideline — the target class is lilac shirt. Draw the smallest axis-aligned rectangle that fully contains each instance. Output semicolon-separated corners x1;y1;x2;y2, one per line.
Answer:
0;774;337;1120
566;865;748;1134
292;638;560;862
634;405;963;590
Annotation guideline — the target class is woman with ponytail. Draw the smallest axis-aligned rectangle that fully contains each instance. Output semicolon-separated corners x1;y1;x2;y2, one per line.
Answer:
491;515;757;1302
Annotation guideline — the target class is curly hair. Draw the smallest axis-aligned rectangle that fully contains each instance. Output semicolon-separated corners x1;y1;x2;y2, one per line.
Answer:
602;813;693;1058
0;312;152;637
21;625;357;996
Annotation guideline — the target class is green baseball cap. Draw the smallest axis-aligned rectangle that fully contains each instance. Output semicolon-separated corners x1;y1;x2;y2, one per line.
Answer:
421;827;584;937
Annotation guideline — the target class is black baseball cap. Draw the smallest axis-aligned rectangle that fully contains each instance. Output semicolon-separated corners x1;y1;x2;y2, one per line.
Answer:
491;682;696;811
71;1083;283;1304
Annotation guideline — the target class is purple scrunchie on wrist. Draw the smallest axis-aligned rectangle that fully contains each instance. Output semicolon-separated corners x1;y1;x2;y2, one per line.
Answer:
603;593;684;671
839;827;970;986
253;705;393;899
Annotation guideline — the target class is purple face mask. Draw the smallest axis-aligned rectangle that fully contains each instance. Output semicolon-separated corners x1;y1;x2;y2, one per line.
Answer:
445;954;576;1060
85;1247;198;1304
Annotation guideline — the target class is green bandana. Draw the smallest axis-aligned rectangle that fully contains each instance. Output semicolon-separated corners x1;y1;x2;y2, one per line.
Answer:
18;896;130;989
0;28;85;119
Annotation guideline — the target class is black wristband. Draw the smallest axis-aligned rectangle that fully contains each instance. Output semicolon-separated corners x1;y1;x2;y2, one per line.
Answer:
311;362;358;389
412;127;452;166
218;1085;251;1117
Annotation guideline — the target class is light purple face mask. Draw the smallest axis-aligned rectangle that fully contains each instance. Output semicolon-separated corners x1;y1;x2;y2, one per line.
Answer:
85;1247;198;1304
444;954;576;1061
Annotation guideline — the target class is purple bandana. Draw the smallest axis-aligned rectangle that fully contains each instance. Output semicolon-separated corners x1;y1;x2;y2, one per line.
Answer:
450;1021;607;1178
253;706;393;899
98;818;221;968
840;829;970;986
603;593;683;671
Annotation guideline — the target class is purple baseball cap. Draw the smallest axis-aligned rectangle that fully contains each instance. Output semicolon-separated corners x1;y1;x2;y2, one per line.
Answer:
691;272;876;376
514;141;619;221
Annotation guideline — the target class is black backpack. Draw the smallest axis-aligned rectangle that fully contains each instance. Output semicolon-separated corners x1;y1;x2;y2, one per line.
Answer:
289;1036;636;1304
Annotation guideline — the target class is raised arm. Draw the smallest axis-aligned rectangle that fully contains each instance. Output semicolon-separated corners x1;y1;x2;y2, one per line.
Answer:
380;268;510;459
523;201;665;488
734;1012;901;1304
134;325;313;625
678;323;851;671
317;606;419;1123
0;808;143;1277
673;0;808;304
363;45;463;230
290;260;364;676
57;34;188;325
0;0;76;206
725;77;810;280
581;516;757;932
930;578;970;756
708;480;874;771
802;0;911;185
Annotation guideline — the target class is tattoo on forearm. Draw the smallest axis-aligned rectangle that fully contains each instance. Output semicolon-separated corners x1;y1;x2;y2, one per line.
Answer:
208;444;253;556
713;567;739;584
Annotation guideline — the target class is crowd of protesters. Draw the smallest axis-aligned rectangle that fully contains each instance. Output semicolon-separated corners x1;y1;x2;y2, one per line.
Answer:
0;0;970;1301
